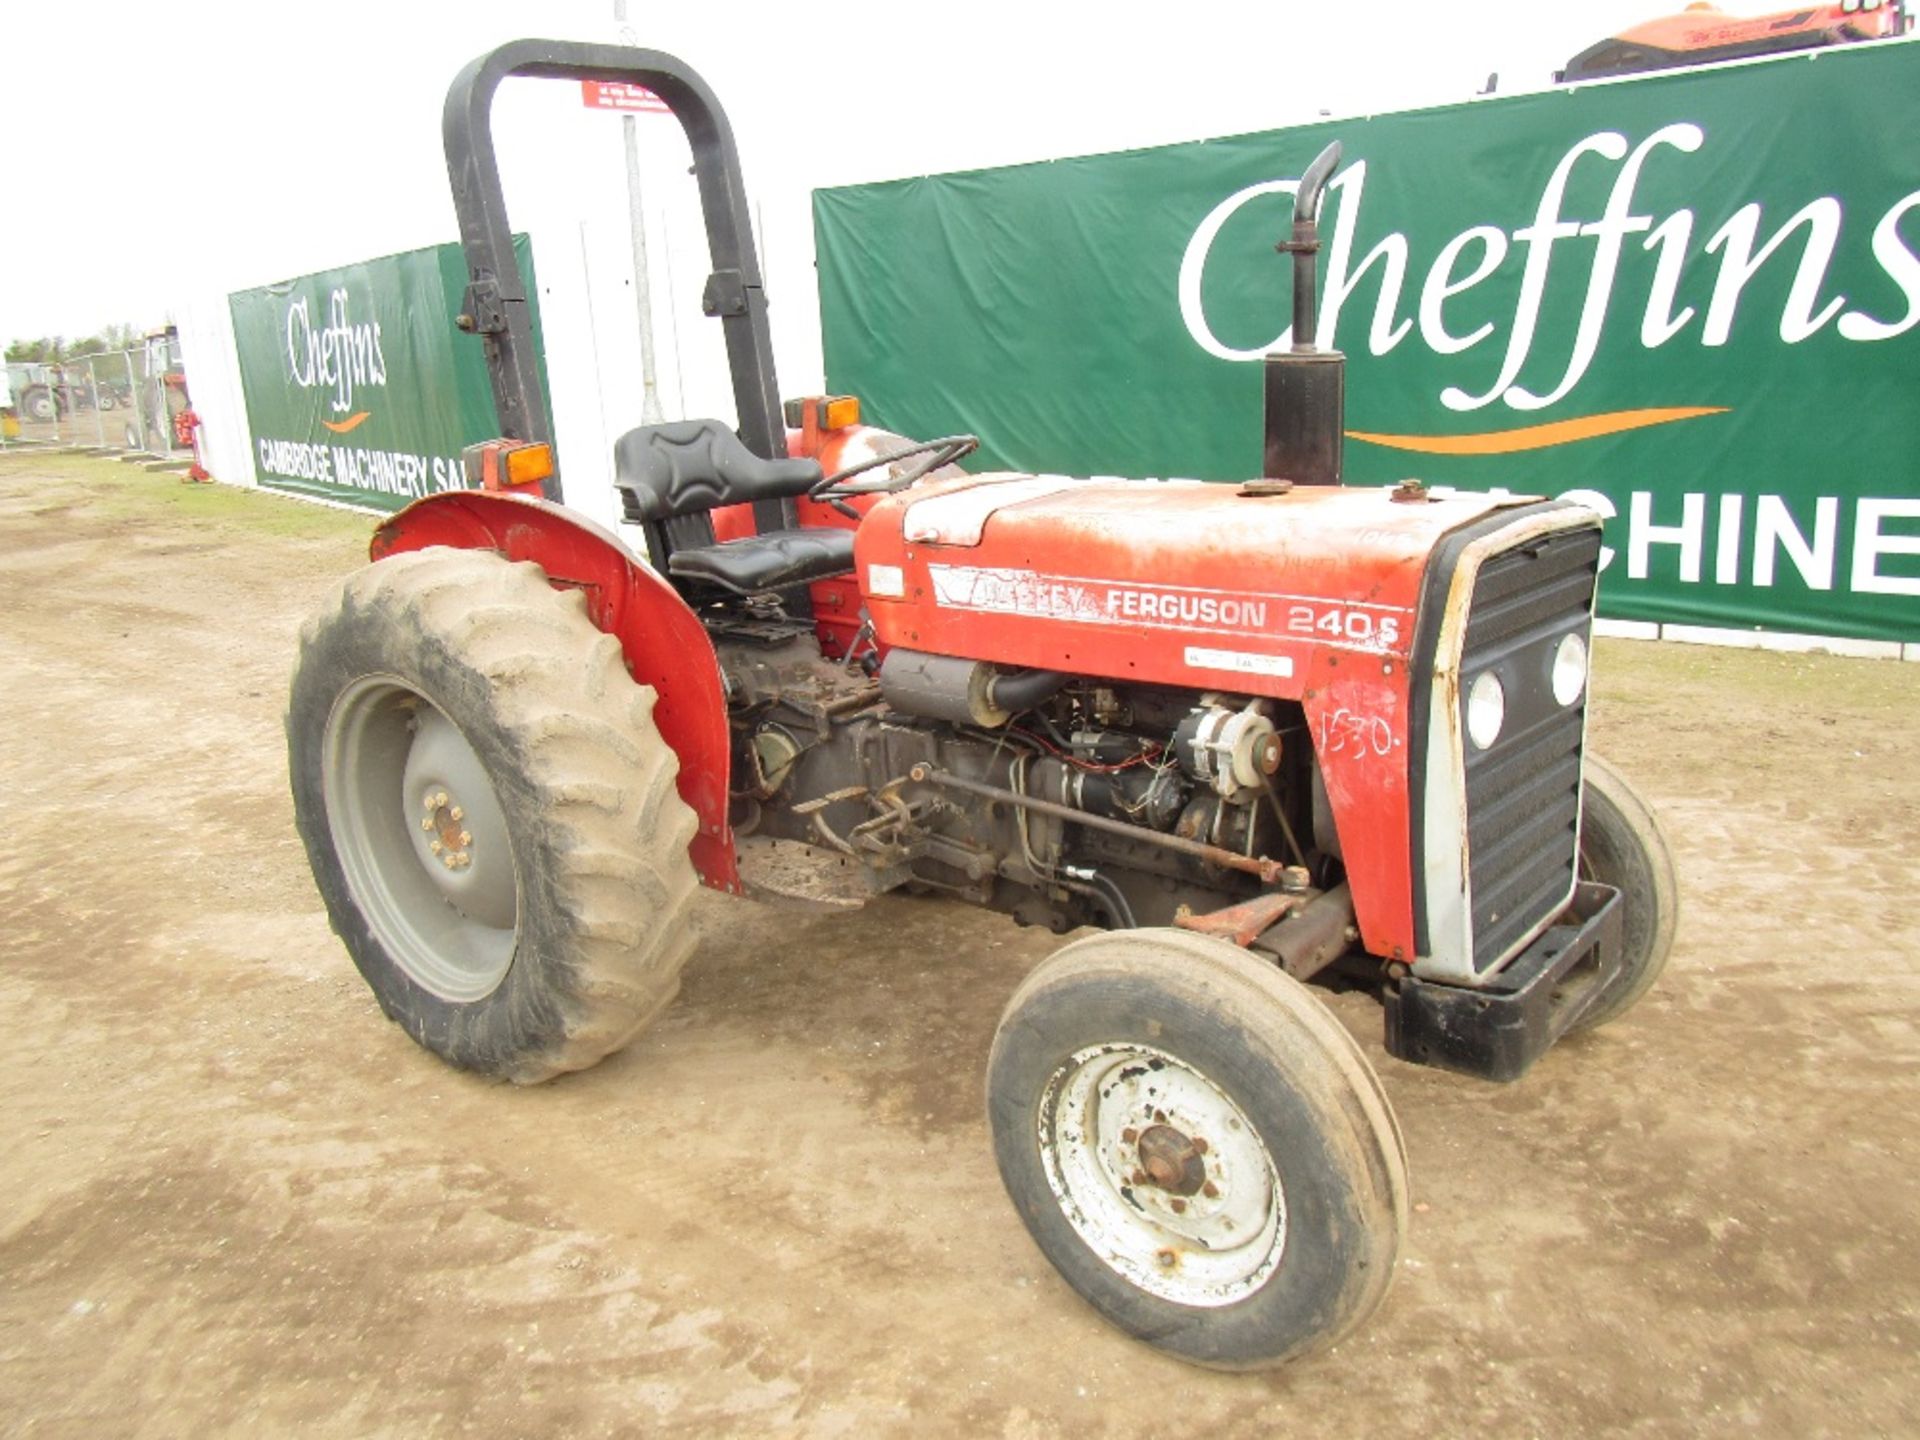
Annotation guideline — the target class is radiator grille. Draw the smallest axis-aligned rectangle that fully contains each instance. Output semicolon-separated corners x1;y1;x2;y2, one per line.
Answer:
1460;528;1601;972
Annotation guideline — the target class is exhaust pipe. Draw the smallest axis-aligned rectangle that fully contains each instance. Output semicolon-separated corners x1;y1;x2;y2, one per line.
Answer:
1263;141;1344;486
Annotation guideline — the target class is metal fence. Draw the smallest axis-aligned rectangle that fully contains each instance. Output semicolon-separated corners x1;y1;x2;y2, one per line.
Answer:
1;336;191;456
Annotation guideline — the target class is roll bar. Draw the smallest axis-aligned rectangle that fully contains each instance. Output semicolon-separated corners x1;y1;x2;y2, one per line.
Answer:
443;40;785;514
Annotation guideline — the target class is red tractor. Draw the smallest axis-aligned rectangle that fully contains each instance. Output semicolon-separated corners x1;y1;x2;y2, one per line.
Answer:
287;41;1678;1370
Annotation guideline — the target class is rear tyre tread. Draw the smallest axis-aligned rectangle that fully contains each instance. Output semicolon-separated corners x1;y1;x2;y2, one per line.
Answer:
289;546;701;1083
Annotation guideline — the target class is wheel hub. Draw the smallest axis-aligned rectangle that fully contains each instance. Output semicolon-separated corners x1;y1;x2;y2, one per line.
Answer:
420;790;474;869
1039;1042;1286;1307
1134;1123;1207;1197
399;709;515;931
322;677;519;1003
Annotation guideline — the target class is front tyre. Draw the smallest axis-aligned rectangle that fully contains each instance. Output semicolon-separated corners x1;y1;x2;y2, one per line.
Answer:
1570;755;1679;1032
987;929;1408;1370
287;547;700;1083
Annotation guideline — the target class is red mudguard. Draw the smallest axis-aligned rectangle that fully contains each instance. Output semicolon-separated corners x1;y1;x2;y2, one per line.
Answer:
371;490;740;895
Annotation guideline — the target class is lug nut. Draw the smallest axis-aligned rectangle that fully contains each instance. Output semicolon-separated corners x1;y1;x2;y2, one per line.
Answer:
434;791;449;808
1202;1181;1220;1199
1121;1128;1138;1144
1192;1137;1209;1155
1131;1170;1148;1186
430;840;443;854
441;854;457;869
423;795;436;812
1170;1198;1187;1214
449;805;464;821
458;831;472;847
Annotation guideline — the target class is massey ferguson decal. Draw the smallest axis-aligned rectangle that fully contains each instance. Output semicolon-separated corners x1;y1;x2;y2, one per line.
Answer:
926;564;1412;653
929;565;1269;631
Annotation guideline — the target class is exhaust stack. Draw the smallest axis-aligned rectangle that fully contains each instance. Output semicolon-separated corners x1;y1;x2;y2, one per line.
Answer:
1262;141;1344;486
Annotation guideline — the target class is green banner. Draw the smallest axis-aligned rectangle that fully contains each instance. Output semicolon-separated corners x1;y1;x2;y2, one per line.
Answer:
817;43;1920;642
229;236;542;512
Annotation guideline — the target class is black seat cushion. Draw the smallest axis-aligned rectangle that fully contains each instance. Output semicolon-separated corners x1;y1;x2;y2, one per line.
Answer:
666;528;856;594
615;419;823;523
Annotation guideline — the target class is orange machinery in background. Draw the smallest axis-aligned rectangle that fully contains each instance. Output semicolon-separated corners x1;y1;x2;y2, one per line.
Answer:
1558;0;1911;80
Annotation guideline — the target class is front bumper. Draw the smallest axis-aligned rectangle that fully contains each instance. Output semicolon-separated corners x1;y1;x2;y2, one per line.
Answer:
1383;881;1624;1082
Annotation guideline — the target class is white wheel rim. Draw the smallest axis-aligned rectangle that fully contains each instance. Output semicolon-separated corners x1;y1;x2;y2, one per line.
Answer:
1037;1043;1286;1308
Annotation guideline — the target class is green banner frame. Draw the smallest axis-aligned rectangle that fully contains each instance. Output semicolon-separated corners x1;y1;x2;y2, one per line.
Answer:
229;236;543;513
817;43;1920;642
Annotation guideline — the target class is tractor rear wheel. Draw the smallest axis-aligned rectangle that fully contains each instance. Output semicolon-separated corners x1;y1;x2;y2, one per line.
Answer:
20;385;54;423
287;546;700;1083
1569;755;1679;1032
987;929;1408;1369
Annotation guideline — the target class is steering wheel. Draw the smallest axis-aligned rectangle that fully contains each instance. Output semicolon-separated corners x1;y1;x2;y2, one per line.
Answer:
808;435;980;504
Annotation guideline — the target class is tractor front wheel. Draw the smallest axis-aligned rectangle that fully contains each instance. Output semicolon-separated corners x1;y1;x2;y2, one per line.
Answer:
287;546;700;1083
987;929;1408;1369
1569;755;1679;1032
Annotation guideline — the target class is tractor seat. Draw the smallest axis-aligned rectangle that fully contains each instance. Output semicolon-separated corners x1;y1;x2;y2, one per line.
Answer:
614;418;850;594
615;418;822;523
667;527;856;594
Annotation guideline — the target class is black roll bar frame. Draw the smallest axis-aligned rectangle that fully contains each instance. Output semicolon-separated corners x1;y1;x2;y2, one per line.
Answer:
443;39;785;522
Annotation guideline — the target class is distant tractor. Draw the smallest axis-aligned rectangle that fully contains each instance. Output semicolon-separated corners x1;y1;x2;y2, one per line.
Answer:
1558;0;1910;81
5;363;57;423
287;41;1678;1369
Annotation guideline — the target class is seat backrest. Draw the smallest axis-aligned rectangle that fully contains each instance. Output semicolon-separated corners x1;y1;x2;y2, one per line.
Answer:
614;419;823;523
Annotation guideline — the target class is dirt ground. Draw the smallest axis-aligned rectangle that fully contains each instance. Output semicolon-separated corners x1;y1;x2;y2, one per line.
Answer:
2;452;1916;1439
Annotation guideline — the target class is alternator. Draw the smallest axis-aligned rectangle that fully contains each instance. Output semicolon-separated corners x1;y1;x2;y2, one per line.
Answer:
1174;701;1282;800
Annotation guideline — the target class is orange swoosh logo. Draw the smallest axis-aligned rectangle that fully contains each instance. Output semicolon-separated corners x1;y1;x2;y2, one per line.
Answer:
1346;406;1728;456
321;411;371;434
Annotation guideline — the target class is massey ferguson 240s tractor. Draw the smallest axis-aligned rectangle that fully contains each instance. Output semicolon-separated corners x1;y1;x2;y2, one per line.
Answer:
287;41;1678;1369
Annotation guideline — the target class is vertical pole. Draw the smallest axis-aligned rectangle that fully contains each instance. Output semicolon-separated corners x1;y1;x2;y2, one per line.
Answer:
623;114;665;424
90;358;106;447
660;217;687;416
126;349;146;452
614;3;664;424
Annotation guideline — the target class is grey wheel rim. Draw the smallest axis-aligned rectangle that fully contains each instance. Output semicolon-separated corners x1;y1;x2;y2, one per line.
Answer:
322;675;519;1002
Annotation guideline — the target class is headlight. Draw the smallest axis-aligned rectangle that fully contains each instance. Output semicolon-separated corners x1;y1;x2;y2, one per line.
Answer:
1466;671;1505;750
1551;632;1589;707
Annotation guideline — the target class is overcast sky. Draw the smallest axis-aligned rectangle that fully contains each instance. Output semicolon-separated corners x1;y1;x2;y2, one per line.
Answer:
2;0;1674;354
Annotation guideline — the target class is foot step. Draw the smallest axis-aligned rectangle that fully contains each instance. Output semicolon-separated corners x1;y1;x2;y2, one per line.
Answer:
735;836;875;911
